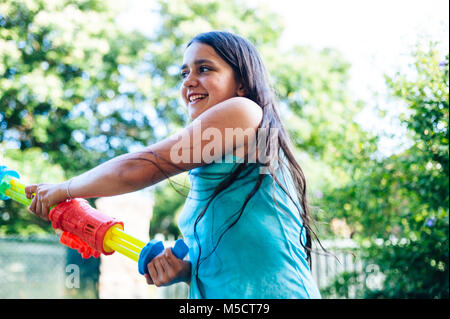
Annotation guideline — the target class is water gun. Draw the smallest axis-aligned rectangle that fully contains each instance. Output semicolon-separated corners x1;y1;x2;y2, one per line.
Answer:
0;165;189;275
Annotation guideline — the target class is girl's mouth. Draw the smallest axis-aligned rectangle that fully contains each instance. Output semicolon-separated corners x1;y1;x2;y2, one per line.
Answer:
188;94;208;105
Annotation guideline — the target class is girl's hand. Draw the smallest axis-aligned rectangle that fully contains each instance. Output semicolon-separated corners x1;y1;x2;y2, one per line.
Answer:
144;248;191;287
25;182;68;221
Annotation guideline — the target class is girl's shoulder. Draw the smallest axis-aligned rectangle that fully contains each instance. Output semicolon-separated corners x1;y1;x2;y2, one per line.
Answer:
200;97;262;129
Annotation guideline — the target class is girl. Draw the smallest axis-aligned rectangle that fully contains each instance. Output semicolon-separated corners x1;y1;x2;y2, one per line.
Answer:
25;31;322;299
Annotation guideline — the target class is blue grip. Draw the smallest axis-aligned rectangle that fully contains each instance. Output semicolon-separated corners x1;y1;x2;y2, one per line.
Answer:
138;239;189;275
172;238;189;259
138;240;164;275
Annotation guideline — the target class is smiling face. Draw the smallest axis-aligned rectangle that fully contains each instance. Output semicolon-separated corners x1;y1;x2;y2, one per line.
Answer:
180;42;245;120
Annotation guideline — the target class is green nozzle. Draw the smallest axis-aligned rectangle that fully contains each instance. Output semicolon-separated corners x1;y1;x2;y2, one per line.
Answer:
0;165;31;205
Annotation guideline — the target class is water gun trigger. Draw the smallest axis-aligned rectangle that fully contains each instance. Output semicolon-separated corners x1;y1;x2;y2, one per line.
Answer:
59;231;101;259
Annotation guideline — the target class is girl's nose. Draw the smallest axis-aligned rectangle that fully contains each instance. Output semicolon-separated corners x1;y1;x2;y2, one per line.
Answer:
182;73;198;88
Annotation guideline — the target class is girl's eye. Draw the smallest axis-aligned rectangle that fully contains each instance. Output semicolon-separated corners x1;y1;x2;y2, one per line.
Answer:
180;66;210;79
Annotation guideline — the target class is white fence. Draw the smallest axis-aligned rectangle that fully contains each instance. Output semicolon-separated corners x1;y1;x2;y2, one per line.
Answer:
311;239;361;288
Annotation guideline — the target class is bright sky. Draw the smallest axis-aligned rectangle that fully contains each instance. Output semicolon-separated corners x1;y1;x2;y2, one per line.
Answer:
267;0;449;155
118;0;449;156
270;0;448;95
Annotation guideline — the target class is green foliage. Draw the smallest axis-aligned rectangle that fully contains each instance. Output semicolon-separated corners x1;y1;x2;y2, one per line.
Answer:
272;46;373;163
321;270;365;299
385;45;449;210
0;0;153;177
150;174;190;239
363;211;448;298
321;42;449;298
0;146;65;235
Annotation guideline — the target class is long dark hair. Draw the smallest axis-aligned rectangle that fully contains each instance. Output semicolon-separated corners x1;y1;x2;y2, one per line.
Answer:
185;31;323;297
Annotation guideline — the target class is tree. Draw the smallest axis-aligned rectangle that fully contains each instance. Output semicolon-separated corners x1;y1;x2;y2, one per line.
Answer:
321;42;449;298
0;0;153;175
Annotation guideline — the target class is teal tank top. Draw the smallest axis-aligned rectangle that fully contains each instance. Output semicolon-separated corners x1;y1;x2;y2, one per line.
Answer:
178;155;322;299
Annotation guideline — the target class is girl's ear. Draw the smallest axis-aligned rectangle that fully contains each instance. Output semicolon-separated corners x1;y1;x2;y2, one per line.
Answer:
237;83;247;97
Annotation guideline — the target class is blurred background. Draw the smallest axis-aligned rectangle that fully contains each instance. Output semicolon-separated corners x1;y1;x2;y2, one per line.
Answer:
0;0;448;299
